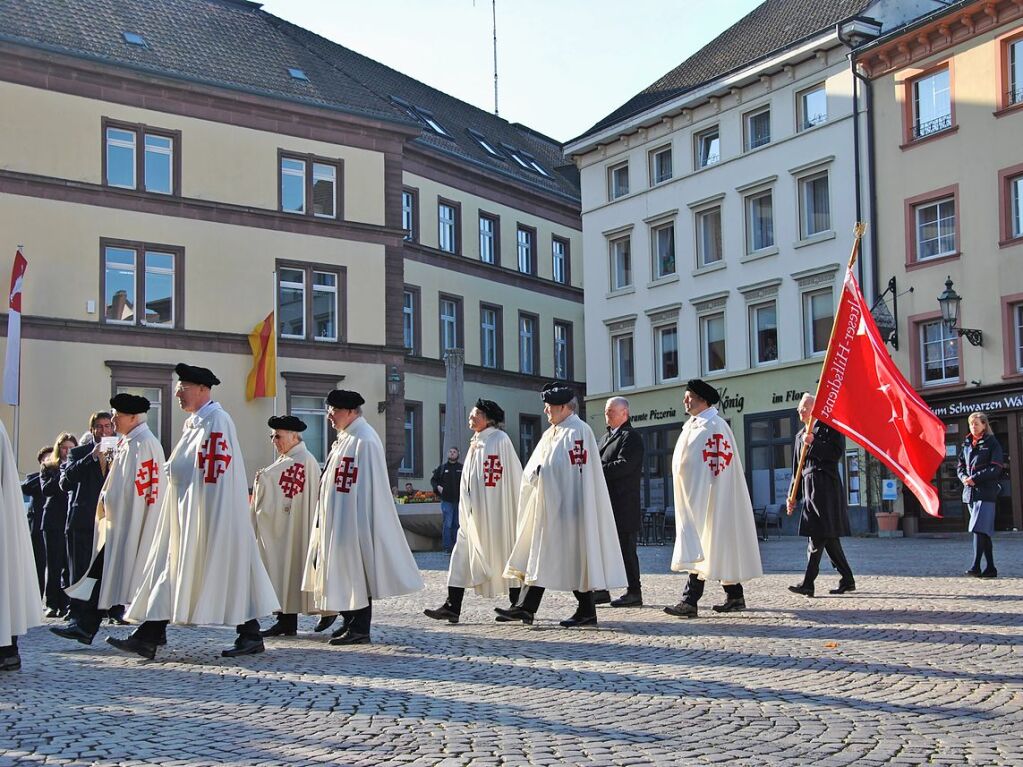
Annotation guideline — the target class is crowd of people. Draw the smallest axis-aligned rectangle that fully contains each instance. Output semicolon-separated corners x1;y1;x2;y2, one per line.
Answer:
0;363;1000;672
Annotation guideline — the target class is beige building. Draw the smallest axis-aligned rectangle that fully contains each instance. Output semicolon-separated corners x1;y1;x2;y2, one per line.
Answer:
856;0;1023;531
0;0;582;481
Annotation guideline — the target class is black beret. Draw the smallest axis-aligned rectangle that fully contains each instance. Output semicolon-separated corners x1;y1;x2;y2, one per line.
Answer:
541;381;575;406
474;398;505;424
327;389;365;409
267;415;307;432
175;362;220;387
109;393;150;415
686;378;720;406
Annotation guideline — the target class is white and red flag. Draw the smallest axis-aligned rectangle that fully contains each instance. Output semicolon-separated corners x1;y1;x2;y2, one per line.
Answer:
813;266;946;517
3;249;27;406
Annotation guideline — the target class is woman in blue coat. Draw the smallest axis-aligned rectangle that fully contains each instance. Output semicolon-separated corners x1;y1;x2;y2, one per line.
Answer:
956;411;1002;578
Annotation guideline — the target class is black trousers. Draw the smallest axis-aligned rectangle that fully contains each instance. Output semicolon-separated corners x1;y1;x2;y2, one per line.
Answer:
132;619;259;644
682;573;743;606
66;529;93;584
618;530;642;592
269;612;298;631
515;586;595;618
803;537;854;586
43;529;69;610
340;600;372;635
31;530;46;596
0;636;17;657
446;585;520;613
69;548;107;635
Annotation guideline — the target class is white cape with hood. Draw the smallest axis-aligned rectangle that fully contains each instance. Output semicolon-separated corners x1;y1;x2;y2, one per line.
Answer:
67;422;165;609
252;441;321;615
0;420;40;647
505;413;626;592
449;427;522;597
127;402;280;625
670;407;763;583
303;416;423;612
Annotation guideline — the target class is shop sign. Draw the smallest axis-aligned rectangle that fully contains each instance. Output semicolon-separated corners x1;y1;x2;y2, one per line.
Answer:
771;388;808;405
929;390;1023;418
630;407;679;424
717;387;745;415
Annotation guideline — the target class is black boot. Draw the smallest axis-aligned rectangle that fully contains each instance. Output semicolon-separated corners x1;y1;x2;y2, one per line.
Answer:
260;613;298;637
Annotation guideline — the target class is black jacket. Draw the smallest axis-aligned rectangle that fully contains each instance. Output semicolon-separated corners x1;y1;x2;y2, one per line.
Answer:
430;460;463;503
60;442;105;532
793;422;851;539
21;470;45;534
957;433;1004;504
40;465;70;532
599;420;645;534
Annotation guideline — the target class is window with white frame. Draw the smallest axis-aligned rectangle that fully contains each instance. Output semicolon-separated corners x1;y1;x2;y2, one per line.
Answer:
276;264;341;342
481;306;499;369
797;84;827;130
656;324;679;382
915;197;956;260
610;236;632;291
102;243;179;328
744;107;771;151
652;222;676;279
746;190;775;253
116;385;164;446
402;289;416;351
803;288;833;357
311;162;336;218
519;416;539;460
554;321;571;380
479;214;496;264
438;203;457;253
608;162;629;200
311;271;337;341
440;298;459;352
278;267;305;338
700;312;726;374
400;405;417;474
401;189;416;240
694;127;719;168
552;238;568;284
519;314;537;374
105;123;176;194
280;157;306;214
292;395;328;465
799;171;831;239
912;68;951;138
697;206;723;267
750;301;778;366
649;145;672;184
105;127;137;189
1015;304;1023;372
612;333;635;389
1011;175;1023;239
517;227;534;274
280;155;339;218
920;320;959;385
1010;37;1023;105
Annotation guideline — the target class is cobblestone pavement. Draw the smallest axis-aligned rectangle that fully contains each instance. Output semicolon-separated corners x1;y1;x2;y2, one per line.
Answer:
1;536;1021;767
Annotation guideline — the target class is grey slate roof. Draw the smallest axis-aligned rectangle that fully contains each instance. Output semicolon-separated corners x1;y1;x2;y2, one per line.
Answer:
0;0;579;201
574;0;873;144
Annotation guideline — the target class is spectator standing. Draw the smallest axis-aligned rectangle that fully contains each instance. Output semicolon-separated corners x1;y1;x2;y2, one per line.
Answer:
431;447;463;553
40;432;76;617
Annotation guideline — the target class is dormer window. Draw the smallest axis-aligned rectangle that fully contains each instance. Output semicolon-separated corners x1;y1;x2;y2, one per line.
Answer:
390;97;450;137
122;32;148;47
288;68;309;81
468;129;501;157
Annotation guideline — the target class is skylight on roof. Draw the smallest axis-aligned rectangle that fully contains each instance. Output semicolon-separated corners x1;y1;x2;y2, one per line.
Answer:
416;109;449;137
467;129;501;157
529;160;550;177
121;32;148;47
288;68;309;81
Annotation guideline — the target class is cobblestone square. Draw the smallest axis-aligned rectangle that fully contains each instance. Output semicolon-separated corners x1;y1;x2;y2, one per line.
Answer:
1;537;1020;766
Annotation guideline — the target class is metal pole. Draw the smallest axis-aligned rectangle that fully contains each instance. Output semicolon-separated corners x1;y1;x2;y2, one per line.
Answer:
492;0;499;116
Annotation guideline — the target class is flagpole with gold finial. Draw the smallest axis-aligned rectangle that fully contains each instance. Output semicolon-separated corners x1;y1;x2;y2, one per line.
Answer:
786;223;867;514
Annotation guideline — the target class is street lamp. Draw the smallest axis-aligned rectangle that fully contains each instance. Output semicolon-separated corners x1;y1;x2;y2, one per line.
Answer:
937;276;983;346
379;365;403;413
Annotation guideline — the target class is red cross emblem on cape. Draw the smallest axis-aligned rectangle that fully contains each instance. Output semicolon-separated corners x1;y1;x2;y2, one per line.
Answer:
568;439;588;471
134;459;159;506
198;432;232;484
334;456;358;493
702;433;733;477
482;455;503;487
279;463;306;499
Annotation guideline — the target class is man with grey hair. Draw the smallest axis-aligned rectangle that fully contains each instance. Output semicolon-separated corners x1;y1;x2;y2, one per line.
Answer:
593;396;645;607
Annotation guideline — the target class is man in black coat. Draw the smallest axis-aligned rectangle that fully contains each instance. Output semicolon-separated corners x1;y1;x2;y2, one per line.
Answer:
594;397;646;607
431;447;463;553
20;446;52;596
787;394;855;597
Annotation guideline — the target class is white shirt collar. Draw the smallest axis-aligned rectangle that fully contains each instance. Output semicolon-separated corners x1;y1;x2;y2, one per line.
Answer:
691;406;718;424
185;400;218;428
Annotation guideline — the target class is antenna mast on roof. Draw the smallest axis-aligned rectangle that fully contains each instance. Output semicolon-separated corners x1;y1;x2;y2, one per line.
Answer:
492;0;499;116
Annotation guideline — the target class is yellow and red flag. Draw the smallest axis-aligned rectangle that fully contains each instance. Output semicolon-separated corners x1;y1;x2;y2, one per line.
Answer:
245;312;276;400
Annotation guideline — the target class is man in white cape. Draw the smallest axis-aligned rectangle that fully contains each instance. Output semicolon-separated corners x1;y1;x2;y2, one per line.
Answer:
423;398;522;624
111;363;280;659
499;382;627;627
0;419;41;671
303;389;423;645
252;414;325;638
665;379;762;618
53;393;165;645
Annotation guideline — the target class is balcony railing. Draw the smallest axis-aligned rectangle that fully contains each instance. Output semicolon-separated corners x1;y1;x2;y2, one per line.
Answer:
1008;86;1023;106
913;113;952;139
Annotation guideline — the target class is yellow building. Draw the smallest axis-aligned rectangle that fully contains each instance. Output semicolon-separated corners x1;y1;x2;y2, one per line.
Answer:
0;0;582;479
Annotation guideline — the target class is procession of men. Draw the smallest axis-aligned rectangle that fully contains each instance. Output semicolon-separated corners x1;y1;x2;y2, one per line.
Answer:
2;363;849;672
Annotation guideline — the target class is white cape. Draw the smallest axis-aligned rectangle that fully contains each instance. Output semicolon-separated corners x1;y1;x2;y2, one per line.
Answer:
127;402;280;626
505;413;626;592
67;423;165;609
253;441;321;615
0;420;41;646
303;416;423;612
449;427;522;598
670;408;763;583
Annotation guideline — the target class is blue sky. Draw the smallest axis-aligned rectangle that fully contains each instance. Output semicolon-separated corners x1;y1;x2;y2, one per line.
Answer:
260;0;764;142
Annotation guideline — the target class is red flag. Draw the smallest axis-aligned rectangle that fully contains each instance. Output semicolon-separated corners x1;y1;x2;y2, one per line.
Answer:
813;268;946;517
3;249;27;406
245;312;276;400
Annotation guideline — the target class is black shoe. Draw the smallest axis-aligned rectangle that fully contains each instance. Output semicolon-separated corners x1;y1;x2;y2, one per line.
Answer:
610;592;643;608
712;598;746;613
788;584;815;597
328;631;370;646
56;606;70;618
45;608;59;619
50;623;95;645
559;614;597;628
313;614;338;633
829;582;856;594
259;622;297;638
493;606;534;625
221;637;265;657
330;620;353;639
106;634;157;660
663;602;698;618
979;568;998;579
592;590;611;605
107;609;130;626
964;569;982;577
0;655;21;671
423;604;460;624
156;629;167;646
